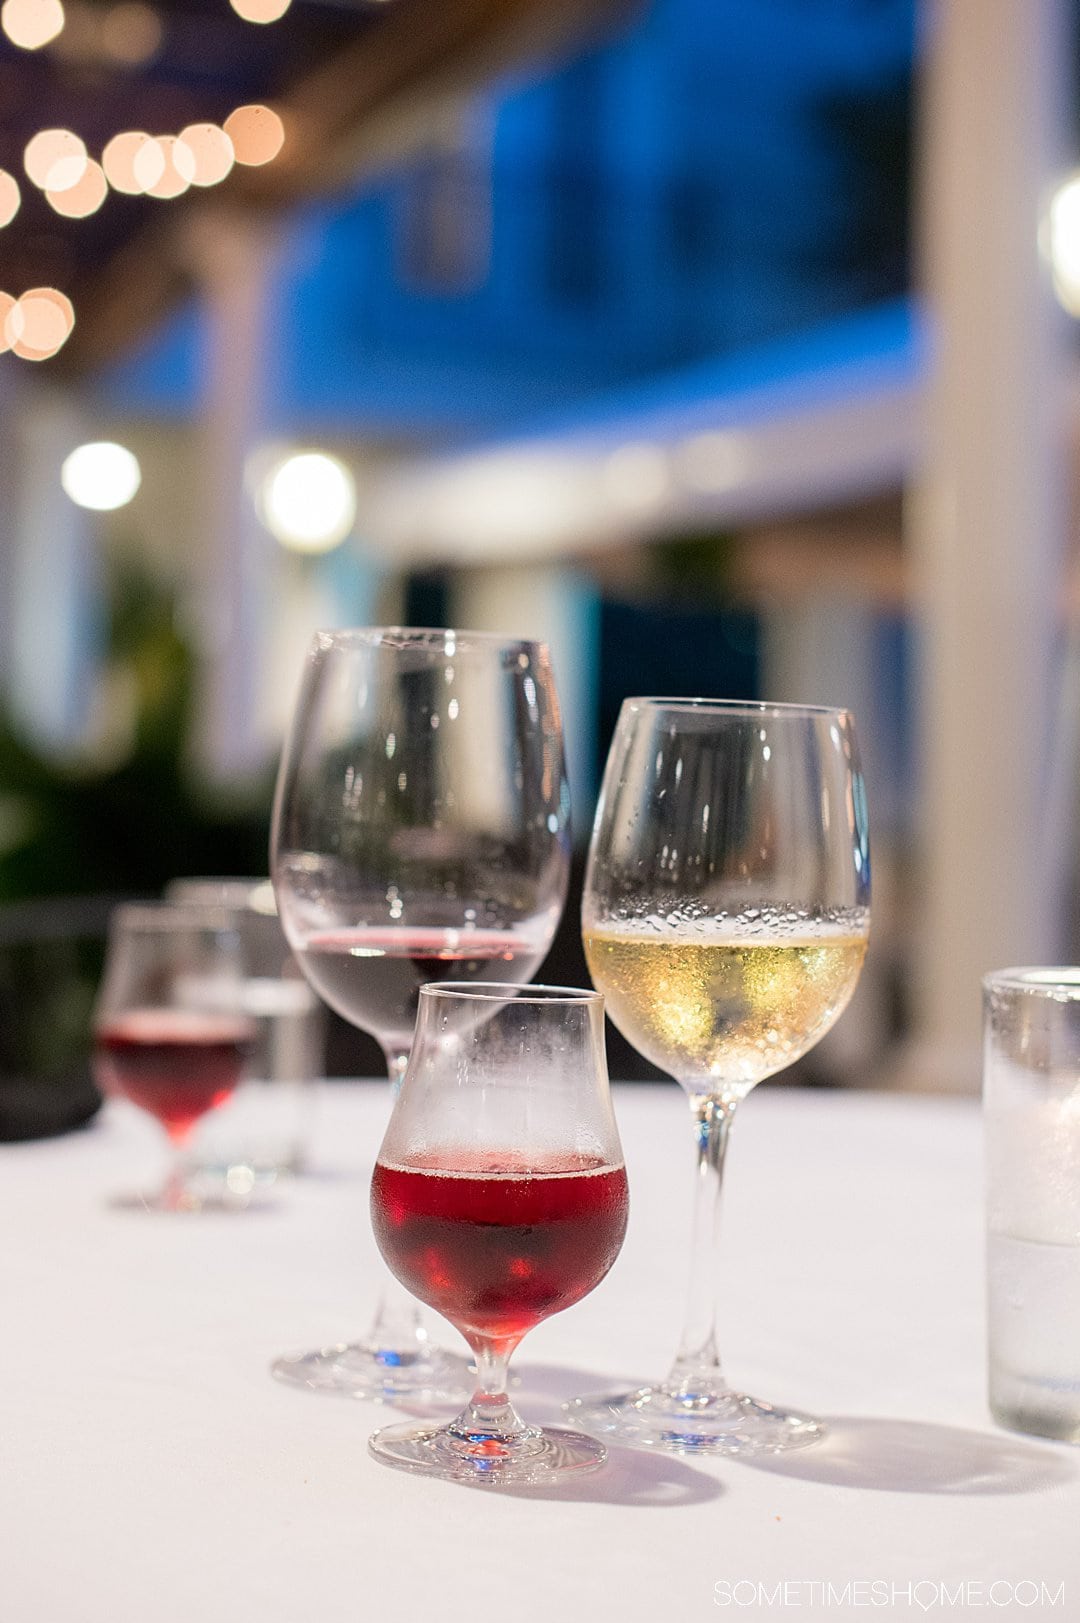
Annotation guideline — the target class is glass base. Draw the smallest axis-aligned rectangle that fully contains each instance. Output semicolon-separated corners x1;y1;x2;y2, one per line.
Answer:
271;1340;471;1405
110;1185;255;1214
369;1418;606;1486
565;1384;824;1456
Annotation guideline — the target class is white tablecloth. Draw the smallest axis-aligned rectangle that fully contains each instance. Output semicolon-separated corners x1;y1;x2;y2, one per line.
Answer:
1;1083;1075;1622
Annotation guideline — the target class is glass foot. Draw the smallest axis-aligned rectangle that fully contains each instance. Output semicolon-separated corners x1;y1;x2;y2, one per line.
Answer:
565;1384;824;1456
271;1340;471;1405
110;1185;255;1214
369;1418;606;1486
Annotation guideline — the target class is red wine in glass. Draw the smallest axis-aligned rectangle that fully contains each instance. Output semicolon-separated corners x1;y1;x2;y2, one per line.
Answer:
94;1008;253;1142
371;1154;629;1343
297;926;545;1042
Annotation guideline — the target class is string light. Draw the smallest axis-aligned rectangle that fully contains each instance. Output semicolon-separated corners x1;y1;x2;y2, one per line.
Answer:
24;129;86;192
0;170;20;228
5;97;285;368
1;0;65;50
102;130;156;194
179;124;234;188
46;158;107;217
0;290;17;354
229;0;290;21
142;135;194;199
224;104;285;166
3;286;74;360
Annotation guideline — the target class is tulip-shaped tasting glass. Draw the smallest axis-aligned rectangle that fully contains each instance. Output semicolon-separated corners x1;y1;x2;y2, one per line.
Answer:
569;698;870;1454
369;984;628;1486
271;627;570;1401
92;903;256;1211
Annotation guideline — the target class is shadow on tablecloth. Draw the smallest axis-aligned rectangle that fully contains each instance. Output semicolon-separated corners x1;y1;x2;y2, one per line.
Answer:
741;1416;1075;1495
395;1359;725;1507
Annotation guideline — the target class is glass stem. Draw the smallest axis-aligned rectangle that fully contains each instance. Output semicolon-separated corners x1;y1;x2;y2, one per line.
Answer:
668;1090;737;1396
162;1125;195;1211
448;1338;529;1450
364;1043;430;1363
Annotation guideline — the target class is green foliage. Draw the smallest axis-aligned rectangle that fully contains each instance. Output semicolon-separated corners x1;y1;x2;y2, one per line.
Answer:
0;558;273;904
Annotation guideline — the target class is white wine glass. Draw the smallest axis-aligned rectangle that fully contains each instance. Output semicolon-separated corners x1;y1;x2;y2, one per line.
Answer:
568;697;869;1454
271;627;570;1401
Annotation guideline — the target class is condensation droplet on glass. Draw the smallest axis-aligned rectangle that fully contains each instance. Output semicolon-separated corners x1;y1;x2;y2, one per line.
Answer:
397;771;407;792
430;712;439;729
384;731;396;759
444;665;454;684
447;698;459;720
547;813;559;834
762;744;771;762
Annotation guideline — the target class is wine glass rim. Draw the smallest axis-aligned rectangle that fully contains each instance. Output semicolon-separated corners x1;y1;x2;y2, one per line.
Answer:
984;966;1080;999
312;626;544;656
624;695;853;721
419;981;602;1006
164;878;278;916
109;901;238;932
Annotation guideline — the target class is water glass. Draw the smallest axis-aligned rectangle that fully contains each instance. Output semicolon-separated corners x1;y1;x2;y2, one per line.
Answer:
166;878;326;1189
985;968;1080;1443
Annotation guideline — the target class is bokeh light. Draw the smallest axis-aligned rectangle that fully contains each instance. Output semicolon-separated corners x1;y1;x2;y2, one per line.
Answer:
24;129;86;192
61;441;141;510
0;169;20;227
1050;173;1080;316
142;135;194;199
100;1;161;64
229;0;290;21
224;104;285;167
46;157;107;217
602;441;670;512
102;130;158;194
1;0;65;50
179;123;235;188
0;290;17;354
258;451;356;552
4;286;75;360
675;429;750;493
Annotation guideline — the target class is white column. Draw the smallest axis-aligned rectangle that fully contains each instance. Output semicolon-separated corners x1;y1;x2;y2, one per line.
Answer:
907;0;1073;1089
451;563;599;834
6;389;98;749
762;596;893;1084
187;209;280;782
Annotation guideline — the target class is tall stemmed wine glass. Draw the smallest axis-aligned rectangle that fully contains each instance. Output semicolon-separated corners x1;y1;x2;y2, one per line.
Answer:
568;698;869;1454
271;627;570;1400
369;983;628;1486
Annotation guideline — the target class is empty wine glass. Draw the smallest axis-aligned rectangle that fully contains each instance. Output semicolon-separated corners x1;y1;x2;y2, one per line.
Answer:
93;903;256;1212
369;983;628;1486
271;627;570;1400
568;698;870;1454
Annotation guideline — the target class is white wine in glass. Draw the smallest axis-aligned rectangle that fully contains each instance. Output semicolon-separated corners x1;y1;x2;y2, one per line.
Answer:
568;697;869;1455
